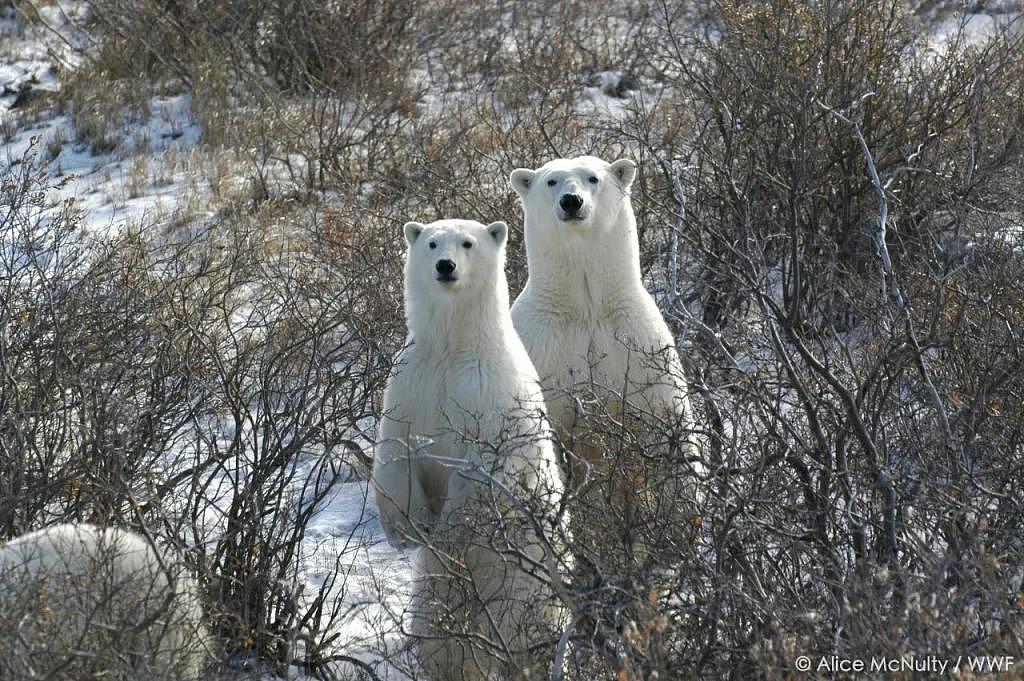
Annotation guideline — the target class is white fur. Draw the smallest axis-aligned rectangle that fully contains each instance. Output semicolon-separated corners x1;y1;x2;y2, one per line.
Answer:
510;155;699;462
0;523;211;680
372;219;567;681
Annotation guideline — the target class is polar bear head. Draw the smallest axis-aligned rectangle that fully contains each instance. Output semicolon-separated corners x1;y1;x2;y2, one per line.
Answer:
509;155;637;236
402;219;510;331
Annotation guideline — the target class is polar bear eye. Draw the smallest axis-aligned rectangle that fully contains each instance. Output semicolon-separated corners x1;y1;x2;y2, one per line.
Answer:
429;242;437;249
462;241;473;249
588;176;599;184
546;179;556;186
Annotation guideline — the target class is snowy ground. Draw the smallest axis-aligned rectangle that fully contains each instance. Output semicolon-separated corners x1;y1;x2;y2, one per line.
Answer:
1;5;206;236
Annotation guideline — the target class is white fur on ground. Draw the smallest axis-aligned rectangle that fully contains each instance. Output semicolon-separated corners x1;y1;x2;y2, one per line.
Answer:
0;523;212;680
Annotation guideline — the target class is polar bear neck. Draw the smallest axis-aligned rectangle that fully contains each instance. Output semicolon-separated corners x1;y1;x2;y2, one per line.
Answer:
522;202;644;312
405;275;515;355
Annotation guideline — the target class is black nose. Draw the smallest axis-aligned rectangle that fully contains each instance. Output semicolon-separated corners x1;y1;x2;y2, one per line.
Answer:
559;193;583;213
435;259;456;275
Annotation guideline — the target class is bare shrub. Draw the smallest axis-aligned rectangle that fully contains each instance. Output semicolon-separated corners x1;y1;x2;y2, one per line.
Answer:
9;0;1024;678
184;229;397;672
0;144;405;676
649;0;1024;330
137;204;404;675
0;154;212;532
78;0;424;93
0;154;87;536
587;1;1024;677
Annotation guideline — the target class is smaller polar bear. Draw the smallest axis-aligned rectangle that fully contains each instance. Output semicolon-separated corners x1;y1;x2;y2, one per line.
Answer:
372;219;568;681
510;156;702;532
0;523;212;681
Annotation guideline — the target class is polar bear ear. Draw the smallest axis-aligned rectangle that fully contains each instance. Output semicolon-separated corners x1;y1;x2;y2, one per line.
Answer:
509;169;536;198
610;158;638;192
403;221;424;246
486;221;508;246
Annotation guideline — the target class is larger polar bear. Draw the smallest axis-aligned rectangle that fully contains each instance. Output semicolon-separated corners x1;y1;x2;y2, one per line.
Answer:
509;156;702;538
0;523;212;680
372;219;568;681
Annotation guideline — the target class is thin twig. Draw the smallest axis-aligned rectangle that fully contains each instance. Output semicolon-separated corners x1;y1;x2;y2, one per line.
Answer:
817;95;903;308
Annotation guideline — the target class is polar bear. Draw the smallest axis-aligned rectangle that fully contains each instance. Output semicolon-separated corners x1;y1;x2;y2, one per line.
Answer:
372;219;568;681
0;523;212;681
509;156;702;543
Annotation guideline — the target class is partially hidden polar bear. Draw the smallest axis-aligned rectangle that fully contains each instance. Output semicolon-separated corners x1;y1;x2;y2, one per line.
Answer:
509;156;702;507
0;523;212;680
372;219;568;681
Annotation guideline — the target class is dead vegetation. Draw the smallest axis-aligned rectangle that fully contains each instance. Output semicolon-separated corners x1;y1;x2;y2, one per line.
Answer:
2;0;1023;678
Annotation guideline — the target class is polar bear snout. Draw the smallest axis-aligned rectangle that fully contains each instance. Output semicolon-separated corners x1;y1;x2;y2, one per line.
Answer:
435;258;457;282
559;192;585;220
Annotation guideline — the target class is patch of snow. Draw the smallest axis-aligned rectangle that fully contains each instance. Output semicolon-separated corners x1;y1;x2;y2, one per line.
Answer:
929;7;1022;49
3;92;206;238
299;477;416;680
576;71;642;121
0;2;87;113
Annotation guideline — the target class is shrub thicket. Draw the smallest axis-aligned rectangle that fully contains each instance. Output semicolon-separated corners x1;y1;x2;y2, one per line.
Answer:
3;0;1023;678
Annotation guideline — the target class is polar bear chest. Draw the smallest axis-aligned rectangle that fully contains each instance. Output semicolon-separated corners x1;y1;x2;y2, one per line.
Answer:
521;311;641;389
557;319;629;389
396;349;537;445
513;294;683;432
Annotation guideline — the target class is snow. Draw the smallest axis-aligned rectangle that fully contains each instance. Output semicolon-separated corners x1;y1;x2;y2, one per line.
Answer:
0;8;60;107
1;4;207;239
2;95;206;237
928;5;1022;49
299;476;416;679
576;71;642;120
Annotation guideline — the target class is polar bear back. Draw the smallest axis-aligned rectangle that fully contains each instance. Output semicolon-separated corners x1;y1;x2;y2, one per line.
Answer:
0;523;211;680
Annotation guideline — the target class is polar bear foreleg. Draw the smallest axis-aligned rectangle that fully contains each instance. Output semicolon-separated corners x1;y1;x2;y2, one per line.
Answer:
373;440;434;548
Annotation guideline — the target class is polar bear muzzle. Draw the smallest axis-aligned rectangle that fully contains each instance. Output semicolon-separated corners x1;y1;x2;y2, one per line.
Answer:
559;192;585;220
435;258;457;282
